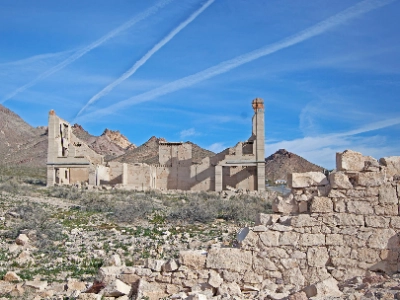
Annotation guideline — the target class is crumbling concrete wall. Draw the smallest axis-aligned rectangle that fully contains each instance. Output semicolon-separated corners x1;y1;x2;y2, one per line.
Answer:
47;110;104;186
103;150;400;299
70;134;103;165
97;165;110;185
47;98;266;192
107;161;124;185
69;168;89;184
224;165;256;190
126;163;154;190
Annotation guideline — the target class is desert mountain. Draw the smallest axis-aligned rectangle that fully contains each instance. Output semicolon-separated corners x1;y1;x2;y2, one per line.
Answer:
265;149;325;182
1;105;325;178
0;104;47;167
111;136;215;165
71;125;136;161
0;104;214;168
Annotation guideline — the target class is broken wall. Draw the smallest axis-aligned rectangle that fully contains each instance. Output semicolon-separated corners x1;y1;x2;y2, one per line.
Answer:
107;161;124;185
97;165;110;185
112;150;400;299
126;164;154;190
70;134;103;165
69;168;89;184
223;166;257;190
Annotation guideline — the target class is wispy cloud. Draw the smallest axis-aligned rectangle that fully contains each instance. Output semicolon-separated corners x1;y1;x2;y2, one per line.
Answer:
180;128;197;139
266;116;400;168
0;0;174;104
75;0;215;120
80;0;396;121
207;142;226;153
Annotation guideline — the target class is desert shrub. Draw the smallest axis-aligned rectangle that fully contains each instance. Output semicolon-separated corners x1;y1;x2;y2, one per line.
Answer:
110;198;160;223
2;202;64;257
167;195;218;223
102;190;167;222
47;185;84;200
0;165;46;196
23;177;46;186
79;192;113;213
166;192;273;224
0;178;20;194
0;165;46;184
217;194;272;221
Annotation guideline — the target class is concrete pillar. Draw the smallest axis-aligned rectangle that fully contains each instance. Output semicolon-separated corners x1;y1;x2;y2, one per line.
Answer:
46;166;55;187
252;98;266;191
215;165;223;191
47;110;58;164
95;166;100;186
122;163;128;185
89;167;96;186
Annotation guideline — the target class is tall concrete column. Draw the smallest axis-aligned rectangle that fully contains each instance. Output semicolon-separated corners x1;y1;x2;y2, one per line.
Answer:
215;165;223;191
46;166;55;187
122;163;128;185
252;98;266;191
47;110;60;187
47;110;57;164
88;167;96;186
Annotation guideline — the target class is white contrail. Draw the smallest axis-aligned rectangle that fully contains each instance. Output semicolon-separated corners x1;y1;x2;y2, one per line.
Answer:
0;50;74;68
75;0;215;119
80;0;396;121
0;0;174;104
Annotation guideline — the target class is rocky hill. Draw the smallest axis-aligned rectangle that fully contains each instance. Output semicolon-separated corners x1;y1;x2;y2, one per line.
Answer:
0;104;214;168
265;148;325;182
0;105;137;166
0;104;47;167
1;105;325;178
71;125;136;161
111;136;215;165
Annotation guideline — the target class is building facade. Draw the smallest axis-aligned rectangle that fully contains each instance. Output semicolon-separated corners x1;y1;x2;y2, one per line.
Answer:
47;98;266;191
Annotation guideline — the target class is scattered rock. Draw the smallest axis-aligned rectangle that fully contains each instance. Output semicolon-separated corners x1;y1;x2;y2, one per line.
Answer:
3;271;21;282
24;280;48;291
15;233;29;246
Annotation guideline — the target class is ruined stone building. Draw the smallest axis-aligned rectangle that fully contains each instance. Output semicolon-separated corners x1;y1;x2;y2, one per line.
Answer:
47;98;266;191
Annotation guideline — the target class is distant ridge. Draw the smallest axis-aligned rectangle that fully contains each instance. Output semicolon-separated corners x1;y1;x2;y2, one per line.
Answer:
0;103;214;168
111;137;215;165
72;124;136;161
0;104;47;166
265;149;325;182
0;105;324;179
112;136;165;164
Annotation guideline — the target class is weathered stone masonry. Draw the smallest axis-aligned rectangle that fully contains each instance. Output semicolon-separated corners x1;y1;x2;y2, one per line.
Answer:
100;150;400;299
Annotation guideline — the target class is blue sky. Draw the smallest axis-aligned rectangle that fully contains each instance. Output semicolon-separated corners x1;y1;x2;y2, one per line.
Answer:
1;0;399;168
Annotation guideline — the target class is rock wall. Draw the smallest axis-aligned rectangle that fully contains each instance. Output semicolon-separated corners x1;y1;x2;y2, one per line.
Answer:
91;150;400;299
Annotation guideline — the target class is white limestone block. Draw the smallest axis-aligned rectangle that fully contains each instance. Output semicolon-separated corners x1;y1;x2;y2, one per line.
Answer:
288;172;328;188
336;150;377;172
329;172;353;189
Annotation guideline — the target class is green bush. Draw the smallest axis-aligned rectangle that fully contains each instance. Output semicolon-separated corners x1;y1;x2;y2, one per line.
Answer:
166;192;273;224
